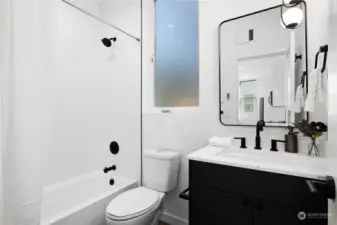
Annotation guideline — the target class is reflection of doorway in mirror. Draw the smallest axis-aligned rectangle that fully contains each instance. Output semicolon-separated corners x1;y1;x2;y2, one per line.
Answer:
237;52;288;124
238;80;257;123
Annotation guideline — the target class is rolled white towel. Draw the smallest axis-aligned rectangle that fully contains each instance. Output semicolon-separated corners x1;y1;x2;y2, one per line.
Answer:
316;67;328;103
209;136;234;147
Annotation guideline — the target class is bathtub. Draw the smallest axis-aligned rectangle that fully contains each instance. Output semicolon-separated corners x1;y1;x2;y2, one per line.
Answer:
40;170;137;225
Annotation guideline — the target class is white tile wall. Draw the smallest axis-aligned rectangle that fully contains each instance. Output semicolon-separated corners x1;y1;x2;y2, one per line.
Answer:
43;0;142;186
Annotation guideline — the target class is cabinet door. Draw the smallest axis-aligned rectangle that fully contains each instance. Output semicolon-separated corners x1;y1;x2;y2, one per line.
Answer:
254;200;328;225
191;207;250;225
190;185;253;225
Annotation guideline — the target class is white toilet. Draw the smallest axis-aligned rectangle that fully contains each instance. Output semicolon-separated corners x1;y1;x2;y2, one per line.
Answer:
106;150;180;225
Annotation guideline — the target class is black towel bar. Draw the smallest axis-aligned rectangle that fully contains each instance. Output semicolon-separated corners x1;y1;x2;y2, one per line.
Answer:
179;188;190;201
305;176;335;200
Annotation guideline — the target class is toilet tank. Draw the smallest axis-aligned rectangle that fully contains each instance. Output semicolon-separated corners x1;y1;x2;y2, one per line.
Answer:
143;150;180;192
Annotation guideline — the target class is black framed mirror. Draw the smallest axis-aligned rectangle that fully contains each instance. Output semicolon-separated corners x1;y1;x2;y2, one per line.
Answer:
218;3;308;127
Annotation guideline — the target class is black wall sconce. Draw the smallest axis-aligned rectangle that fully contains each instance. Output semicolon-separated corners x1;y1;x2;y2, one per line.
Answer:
280;0;305;29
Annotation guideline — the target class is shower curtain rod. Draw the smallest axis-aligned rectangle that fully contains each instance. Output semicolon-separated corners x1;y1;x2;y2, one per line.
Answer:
60;0;141;42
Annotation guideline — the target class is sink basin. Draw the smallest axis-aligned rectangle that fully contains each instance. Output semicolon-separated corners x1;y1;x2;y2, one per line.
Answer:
216;147;328;175
217;148;275;161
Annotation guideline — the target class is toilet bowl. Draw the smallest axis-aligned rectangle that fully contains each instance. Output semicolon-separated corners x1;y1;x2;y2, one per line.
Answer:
106;150;180;225
106;187;165;225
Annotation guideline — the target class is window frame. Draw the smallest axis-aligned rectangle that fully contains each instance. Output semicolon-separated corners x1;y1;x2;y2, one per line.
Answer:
143;0;199;114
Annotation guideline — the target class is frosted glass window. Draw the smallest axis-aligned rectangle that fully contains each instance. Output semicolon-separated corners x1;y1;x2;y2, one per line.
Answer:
155;0;199;107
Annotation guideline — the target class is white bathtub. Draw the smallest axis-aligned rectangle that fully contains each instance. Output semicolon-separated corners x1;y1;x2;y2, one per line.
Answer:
40;170;137;225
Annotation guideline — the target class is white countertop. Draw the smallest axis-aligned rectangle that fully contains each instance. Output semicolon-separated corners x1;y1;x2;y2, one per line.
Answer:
187;145;334;180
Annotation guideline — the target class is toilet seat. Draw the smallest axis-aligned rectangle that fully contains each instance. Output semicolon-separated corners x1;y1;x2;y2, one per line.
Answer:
106;187;160;221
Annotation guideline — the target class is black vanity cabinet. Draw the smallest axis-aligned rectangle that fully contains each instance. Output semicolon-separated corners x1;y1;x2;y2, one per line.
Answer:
189;160;328;225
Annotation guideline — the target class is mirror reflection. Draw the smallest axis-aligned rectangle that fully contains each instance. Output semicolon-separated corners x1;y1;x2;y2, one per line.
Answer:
219;4;307;127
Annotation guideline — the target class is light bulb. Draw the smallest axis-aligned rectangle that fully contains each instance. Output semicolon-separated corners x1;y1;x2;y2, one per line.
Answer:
283;0;301;6
280;7;304;29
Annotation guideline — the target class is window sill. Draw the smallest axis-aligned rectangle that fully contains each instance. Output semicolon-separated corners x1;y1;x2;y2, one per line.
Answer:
142;107;199;115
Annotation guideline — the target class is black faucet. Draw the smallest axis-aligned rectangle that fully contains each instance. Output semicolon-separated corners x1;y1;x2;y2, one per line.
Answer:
270;139;286;151
234;137;247;149
255;98;265;150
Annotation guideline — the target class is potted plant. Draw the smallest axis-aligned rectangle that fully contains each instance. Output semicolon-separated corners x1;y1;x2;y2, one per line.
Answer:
294;120;328;156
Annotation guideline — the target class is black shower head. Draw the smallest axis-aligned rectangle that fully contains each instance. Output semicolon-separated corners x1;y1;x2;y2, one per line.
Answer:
101;37;117;47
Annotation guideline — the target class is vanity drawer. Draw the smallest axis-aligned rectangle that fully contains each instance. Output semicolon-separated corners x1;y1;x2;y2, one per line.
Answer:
190;160;327;209
190;185;252;225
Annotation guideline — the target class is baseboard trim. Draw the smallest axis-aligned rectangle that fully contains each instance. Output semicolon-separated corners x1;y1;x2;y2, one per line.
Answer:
160;212;188;225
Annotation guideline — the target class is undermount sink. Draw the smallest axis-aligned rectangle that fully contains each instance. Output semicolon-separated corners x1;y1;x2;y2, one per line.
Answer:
217;147;275;160
216;147;328;173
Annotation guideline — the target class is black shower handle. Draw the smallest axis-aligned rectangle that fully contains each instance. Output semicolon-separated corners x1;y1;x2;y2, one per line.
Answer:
103;165;116;173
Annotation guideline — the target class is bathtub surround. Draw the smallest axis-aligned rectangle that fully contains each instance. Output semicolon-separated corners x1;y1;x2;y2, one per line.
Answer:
40;171;136;225
142;0;333;223
44;0;142;186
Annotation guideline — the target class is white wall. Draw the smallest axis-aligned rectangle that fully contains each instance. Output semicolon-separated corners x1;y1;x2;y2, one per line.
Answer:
43;0;141;187
307;0;330;124
143;0;331;223
328;0;337;224
99;0;140;40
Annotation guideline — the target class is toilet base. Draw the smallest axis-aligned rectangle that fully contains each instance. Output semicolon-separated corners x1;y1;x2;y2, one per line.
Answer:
151;207;163;225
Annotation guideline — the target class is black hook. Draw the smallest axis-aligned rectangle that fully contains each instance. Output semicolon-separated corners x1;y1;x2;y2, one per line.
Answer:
315;45;328;73
294;54;302;62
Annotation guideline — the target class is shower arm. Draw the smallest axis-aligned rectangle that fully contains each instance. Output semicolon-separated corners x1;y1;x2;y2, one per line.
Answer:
60;0;141;42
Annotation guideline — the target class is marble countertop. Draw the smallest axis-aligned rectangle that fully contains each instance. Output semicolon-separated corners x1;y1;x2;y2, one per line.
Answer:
187;145;334;180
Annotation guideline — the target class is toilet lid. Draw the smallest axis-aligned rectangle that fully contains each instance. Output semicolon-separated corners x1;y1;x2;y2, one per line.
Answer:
106;187;160;219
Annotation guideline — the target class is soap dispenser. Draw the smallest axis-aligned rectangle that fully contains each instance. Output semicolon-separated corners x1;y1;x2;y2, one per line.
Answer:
285;126;298;153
